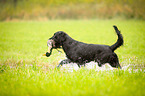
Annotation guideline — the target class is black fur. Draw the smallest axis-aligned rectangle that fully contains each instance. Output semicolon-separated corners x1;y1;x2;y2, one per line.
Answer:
47;25;123;68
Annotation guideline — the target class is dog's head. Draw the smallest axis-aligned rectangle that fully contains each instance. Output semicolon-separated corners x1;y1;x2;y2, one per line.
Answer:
43;31;66;57
48;31;66;49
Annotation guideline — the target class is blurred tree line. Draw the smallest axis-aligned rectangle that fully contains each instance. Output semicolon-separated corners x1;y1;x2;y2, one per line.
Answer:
0;0;145;21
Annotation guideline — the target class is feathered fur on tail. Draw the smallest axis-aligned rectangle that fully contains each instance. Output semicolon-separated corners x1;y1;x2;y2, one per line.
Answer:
110;25;123;52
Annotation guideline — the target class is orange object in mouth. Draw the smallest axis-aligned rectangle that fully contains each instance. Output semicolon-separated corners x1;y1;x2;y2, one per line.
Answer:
43;39;54;57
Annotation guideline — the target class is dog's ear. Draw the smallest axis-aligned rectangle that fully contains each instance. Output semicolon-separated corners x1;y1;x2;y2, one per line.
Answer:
59;32;66;42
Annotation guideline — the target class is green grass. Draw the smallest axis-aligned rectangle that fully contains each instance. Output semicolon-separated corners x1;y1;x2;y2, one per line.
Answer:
0;19;145;96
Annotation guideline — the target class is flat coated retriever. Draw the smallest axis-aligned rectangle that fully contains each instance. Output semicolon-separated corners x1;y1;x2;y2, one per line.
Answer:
43;25;123;69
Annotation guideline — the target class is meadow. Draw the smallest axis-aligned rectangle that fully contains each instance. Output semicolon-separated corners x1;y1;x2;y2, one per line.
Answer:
0;19;145;96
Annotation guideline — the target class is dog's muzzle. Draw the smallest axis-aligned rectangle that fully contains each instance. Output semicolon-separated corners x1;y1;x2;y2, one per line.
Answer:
47;39;53;52
43;39;55;57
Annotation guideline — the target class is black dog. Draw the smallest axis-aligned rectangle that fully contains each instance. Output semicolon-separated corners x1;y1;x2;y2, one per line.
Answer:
44;25;123;68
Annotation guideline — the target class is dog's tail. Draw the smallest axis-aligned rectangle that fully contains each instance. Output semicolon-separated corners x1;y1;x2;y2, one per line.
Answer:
110;25;123;52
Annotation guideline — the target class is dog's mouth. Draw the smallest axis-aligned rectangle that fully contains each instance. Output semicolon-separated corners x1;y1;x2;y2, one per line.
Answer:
47;39;54;52
43;38;62;57
43;39;55;57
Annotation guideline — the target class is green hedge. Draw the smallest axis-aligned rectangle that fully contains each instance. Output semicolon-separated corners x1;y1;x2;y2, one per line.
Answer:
0;0;145;20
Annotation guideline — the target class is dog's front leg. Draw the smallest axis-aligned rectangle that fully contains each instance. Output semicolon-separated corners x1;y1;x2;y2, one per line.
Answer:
57;59;72;68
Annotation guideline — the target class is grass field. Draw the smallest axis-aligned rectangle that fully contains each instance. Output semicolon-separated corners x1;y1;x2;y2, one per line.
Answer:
0;19;145;96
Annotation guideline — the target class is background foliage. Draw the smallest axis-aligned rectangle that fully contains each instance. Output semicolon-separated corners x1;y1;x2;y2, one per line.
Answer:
0;0;145;21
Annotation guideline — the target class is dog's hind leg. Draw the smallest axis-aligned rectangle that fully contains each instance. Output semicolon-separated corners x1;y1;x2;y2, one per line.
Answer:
117;63;122;69
110;62;122;69
109;54;122;69
57;59;72;68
